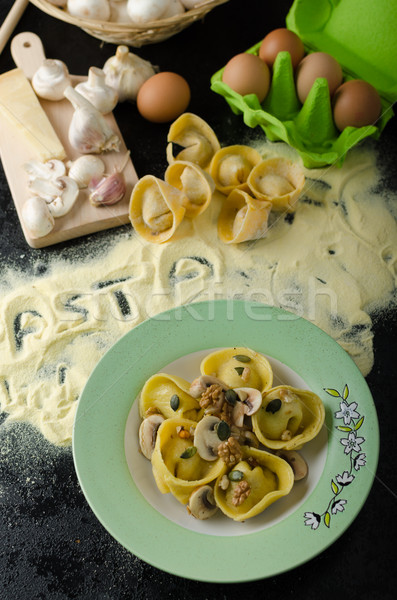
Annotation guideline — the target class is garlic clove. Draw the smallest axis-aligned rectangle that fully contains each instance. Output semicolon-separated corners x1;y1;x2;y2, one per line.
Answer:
64;86;120;154
67;155;106;188
103;45;156;102
24;159;66;181
32;59;71;101
75;67;118;115
21;196;55;238
89;172;126;206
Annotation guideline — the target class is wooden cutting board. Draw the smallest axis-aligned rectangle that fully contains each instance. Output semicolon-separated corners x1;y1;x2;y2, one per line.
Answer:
0;32;138;248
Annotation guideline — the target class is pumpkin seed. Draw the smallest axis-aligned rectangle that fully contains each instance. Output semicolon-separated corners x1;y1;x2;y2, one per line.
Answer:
228;470;244;481
216;420;231;441
225;389;239;406
180;446;197;459
233;354;251;363
170;394;180;411
234;366;245;376
266;398;282;414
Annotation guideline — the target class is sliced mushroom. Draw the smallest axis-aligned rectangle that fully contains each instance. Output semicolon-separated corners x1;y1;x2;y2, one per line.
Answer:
193;415;222;461
23;159;66;181
189;375;230;399
234;387;262;416
188;485;218;519
28;176;79;218
139;414;164;460
276;450;308;481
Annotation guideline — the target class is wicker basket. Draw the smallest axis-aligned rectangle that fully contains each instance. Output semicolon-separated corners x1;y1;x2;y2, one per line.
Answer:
29;0;229;47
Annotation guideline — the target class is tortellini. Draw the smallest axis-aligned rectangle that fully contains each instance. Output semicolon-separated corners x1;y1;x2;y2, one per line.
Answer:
151;417;227;504
128;113;305;245
200;346;273;392
129;175;186;244
136;350;324;522
164;160;215;218
139;373;202;421
247;158;305;212
166;113;221;169
218;188;272;244
252;385;325;450
214;447;294;521
209;145;262;195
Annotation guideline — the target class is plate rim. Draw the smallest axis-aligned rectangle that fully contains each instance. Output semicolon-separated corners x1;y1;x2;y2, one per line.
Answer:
72;299;379;582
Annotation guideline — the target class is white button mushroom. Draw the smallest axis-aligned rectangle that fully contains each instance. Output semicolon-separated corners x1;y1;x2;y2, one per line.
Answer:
21;196;55;238
188;485;218;519
139;414;164;459
32;59;71;101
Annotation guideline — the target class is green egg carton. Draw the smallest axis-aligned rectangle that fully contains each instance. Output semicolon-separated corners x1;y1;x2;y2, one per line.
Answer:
210;0;397;168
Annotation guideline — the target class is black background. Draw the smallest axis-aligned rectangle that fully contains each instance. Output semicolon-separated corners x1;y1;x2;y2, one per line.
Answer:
0;0;396;598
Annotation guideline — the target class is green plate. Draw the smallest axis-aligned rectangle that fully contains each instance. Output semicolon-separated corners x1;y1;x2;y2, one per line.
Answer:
72;300;379;582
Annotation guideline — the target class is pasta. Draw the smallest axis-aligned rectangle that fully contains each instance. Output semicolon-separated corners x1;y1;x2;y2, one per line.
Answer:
136;347;325;522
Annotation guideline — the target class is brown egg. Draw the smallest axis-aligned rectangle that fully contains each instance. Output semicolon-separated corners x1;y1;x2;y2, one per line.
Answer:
259;28;305;69
296;52;343;103
137;72;191;123
222;53;271;103
333;79;382;131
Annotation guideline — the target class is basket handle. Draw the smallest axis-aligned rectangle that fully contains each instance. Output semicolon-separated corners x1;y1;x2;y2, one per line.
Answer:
11;31;46;79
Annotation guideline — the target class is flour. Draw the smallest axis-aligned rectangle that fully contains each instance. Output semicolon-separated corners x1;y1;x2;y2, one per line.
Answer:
0;142;395;446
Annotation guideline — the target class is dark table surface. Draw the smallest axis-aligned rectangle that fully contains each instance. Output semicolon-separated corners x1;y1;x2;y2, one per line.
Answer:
0;0;396;598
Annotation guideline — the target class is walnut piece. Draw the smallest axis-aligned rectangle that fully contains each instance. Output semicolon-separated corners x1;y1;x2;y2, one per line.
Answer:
217;436;242;465
219;400;234;425
200;384;225;410
232;480;251;506
281;429;292;441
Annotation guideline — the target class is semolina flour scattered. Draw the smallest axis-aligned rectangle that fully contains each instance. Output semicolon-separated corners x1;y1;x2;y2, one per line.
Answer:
0;143;395;446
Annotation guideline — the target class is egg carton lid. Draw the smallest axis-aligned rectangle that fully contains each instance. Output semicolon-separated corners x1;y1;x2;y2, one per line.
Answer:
286;0;397;104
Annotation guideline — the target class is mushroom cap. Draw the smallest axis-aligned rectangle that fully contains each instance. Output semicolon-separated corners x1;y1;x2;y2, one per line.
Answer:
139;414;164;459
276;449;308;481
193;415;222;461
188;485;218;519
189;375;229;399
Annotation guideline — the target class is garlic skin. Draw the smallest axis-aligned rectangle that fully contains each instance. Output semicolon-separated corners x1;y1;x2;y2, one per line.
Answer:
21;197;55;238
32;59;71;101
162;0;185;17
75;67;118;114
67;155;106;188
64;86;120;154
67;0;111;21
126;0;171;24
103;45;156;102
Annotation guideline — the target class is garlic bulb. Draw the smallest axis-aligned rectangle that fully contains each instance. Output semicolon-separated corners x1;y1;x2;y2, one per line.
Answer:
67;155;106;188
103;45;156;102
22;197;55;238
32;59;71;101
75;67;118;114
67;0;111;21
89;151;130;206
64;86;120;154
126;0;171;24
162;0;185;17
